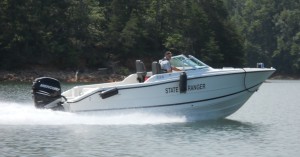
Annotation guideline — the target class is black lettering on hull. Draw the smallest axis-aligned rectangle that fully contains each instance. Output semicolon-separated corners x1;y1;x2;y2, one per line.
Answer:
165;84;206;94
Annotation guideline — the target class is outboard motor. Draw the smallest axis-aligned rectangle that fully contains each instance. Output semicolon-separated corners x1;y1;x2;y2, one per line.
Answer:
32;77;64;110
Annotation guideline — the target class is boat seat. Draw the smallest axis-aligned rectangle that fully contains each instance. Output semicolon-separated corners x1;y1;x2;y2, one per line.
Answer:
152;61;162;75
136;60;147;83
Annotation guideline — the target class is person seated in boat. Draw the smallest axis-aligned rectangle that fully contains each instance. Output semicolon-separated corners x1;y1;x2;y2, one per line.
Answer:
159;51;181;73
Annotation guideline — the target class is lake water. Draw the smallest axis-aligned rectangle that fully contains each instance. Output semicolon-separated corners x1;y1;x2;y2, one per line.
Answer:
0;80;299;157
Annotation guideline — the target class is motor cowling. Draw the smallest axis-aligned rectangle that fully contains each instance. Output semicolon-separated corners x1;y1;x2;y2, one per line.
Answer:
32;77;64;110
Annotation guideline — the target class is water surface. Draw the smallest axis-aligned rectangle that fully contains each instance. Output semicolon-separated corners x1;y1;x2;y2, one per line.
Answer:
0;80;299;157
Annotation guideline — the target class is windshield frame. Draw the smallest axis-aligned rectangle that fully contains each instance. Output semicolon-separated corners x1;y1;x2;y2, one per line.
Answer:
170;54;209;70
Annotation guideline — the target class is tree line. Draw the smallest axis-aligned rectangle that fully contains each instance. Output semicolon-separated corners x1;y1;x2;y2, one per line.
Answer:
225;0;300;75
0;0;299;75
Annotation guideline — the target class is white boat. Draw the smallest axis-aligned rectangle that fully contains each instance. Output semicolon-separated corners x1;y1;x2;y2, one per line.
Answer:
32;54;275;121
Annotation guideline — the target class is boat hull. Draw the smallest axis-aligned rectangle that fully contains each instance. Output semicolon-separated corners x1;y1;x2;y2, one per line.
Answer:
61;69;274;121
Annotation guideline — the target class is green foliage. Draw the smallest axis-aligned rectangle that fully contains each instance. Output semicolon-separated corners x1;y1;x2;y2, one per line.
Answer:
225;0;300;75
116;66;130;76
0;0;246;71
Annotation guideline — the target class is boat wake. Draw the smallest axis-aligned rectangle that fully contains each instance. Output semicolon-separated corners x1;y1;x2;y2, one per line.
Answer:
0;102;186;125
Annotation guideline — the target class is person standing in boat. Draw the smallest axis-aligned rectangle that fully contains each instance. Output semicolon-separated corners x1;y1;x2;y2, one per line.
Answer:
160;51;181;73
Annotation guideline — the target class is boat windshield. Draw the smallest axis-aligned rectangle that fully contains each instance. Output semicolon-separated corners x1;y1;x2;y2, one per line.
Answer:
170;55;209;70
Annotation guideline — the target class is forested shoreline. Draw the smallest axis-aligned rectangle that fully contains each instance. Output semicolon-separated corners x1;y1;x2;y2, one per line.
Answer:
0;0;299;80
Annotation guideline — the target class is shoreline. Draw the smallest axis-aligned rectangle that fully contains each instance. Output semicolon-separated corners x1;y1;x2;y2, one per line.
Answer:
0;70;125;83
269;74;300;80
0;70;299;83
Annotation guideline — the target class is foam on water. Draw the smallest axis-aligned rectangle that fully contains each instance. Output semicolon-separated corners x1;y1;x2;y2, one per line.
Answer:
0;102;186;125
